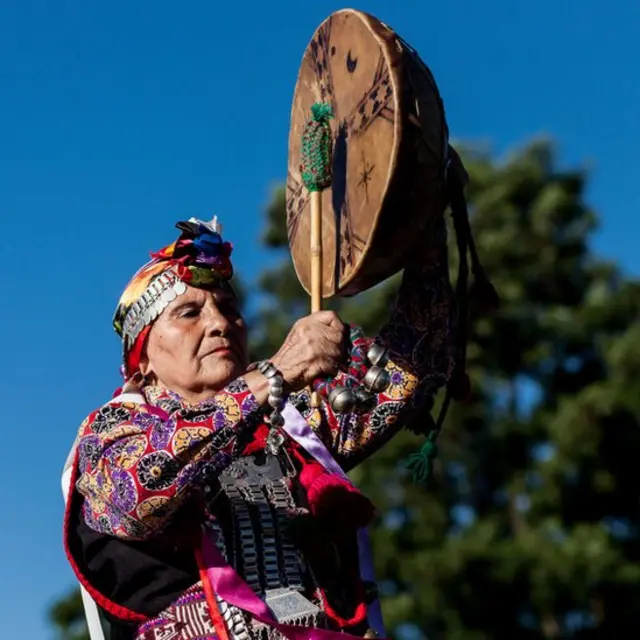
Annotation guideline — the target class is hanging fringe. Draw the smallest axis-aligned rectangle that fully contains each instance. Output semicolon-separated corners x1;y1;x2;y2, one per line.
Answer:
406;436;439;484
405;148;499;485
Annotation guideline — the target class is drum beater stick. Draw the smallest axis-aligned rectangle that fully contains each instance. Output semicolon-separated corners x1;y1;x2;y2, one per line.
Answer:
300;102;334;407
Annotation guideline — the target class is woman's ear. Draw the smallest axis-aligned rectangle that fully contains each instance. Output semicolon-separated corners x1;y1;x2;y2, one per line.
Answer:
138;352;154;381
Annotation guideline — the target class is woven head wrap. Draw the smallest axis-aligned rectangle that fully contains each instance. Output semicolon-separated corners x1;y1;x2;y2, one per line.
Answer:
113;217;234;379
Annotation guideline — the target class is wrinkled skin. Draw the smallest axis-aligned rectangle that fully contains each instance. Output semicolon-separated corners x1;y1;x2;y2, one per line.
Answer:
139;284;347;403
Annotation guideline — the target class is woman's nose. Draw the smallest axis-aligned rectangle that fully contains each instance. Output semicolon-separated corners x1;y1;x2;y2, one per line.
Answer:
203;305;232;336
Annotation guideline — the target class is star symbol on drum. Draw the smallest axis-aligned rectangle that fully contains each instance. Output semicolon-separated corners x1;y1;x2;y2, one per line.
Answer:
358;153;375;202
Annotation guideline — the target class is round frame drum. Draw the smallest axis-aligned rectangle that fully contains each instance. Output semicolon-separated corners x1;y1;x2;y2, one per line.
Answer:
287;9;451;298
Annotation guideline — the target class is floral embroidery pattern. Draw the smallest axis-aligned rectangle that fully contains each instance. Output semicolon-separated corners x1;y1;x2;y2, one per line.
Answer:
137;451;179;491
110;468;138;512
75;381;263;539
90;405;132;434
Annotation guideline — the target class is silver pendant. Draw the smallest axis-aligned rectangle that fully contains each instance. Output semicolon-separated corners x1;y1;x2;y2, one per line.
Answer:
266;429;285;455
264;587;321;624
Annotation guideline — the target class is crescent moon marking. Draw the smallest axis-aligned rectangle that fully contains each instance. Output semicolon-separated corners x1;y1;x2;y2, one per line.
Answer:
346;50;358;73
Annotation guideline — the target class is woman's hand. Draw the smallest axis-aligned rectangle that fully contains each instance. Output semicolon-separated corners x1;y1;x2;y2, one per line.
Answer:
271;311;348;392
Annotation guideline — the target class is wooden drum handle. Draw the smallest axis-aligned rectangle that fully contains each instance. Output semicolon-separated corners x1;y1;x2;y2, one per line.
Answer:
310;191;322;407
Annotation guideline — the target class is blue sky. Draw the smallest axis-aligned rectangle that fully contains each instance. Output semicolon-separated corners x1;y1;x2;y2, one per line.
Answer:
1;1;638;637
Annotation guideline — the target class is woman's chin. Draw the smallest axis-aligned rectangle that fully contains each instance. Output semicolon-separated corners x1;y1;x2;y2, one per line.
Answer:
201;356;246;388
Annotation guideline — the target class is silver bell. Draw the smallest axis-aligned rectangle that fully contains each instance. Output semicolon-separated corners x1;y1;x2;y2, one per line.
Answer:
355;388;375;409
328;386;357;413
366;343;388;367
363;365;391;393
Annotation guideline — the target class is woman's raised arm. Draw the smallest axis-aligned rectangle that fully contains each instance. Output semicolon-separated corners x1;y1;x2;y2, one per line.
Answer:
304;216;458;471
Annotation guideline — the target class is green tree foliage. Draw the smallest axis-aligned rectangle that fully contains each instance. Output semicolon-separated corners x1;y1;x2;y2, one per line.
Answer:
48;587;90;640
49;138;640;639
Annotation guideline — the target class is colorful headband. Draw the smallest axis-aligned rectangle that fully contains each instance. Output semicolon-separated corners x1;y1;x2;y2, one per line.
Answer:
113;216;234;367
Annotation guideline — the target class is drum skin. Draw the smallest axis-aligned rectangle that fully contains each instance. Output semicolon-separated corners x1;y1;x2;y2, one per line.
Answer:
287;9;451;298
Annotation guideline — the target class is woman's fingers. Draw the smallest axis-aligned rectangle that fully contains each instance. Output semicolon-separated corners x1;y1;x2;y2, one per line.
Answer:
270;311;349;391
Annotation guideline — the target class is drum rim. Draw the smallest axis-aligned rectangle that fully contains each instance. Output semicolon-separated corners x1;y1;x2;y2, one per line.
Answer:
286;8;403;298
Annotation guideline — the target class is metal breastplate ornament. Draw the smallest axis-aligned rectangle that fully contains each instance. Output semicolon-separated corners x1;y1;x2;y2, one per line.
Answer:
199;353;386;638
207;453;325;639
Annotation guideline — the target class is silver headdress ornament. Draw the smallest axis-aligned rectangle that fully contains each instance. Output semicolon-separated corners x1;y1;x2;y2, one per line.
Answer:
121;270;187;350
115;214;231;358
191;215;223;234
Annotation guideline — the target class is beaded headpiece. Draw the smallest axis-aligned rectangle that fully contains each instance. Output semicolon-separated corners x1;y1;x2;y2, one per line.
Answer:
113;216;234;376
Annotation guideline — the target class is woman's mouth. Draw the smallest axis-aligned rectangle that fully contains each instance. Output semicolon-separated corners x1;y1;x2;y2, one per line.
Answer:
205;346;236;359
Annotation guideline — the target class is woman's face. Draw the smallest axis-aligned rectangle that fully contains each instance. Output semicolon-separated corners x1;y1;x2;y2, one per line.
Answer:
139;284;248;401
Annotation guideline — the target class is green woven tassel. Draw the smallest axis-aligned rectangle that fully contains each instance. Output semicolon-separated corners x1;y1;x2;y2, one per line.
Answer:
300;102;334;192
405;437;439;484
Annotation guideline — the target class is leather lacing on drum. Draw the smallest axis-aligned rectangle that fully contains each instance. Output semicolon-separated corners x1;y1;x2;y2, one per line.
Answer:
406;161;499;484
448;162;500;387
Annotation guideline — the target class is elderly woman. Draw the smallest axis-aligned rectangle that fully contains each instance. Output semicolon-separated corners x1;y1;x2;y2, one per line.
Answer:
63;214;459;640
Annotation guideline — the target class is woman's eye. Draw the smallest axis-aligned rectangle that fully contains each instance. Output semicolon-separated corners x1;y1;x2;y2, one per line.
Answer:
220;302;239;316
180;307;200;318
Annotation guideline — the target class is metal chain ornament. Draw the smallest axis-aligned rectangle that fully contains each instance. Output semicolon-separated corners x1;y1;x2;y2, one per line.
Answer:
257;360;287;454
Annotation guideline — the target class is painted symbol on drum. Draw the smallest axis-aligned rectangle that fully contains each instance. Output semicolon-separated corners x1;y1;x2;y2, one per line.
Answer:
346;53;394;135
309;19;337;115
285;174;307;243
346;50;358;73
357;151;375;202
